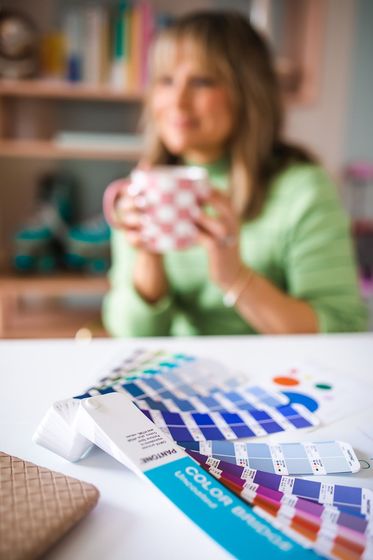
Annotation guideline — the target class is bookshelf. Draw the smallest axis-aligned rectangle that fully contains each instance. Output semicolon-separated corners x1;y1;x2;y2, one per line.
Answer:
0;0;326;339
0;81;144;160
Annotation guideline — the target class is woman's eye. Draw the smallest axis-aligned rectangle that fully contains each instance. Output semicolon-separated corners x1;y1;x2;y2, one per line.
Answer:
157;75;173;86
191;77;216;87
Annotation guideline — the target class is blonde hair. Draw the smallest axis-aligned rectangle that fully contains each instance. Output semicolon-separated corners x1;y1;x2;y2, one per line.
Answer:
142;11;314;220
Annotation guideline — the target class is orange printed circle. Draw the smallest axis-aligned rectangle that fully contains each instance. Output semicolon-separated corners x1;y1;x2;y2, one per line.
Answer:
272;376;300;387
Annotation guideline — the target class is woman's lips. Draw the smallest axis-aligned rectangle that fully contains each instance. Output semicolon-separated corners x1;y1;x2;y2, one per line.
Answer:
169;117;198;129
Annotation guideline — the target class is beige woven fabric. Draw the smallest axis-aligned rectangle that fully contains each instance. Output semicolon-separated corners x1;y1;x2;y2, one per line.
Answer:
0;452;99;560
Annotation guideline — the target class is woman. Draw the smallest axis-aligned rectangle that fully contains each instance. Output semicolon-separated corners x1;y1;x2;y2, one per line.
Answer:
102;10;366;336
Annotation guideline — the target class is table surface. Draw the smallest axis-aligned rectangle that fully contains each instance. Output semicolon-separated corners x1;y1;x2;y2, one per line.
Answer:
1;333;373;560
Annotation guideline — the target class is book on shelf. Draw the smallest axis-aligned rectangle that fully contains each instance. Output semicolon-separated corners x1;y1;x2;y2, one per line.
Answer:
110;1;156;90
40;1;164;90
63;8;83;82
110;0;129;88
83;5;110;85
129;3;141;89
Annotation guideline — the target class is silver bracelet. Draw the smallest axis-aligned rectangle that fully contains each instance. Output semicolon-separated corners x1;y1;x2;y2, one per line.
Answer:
223;266;254;307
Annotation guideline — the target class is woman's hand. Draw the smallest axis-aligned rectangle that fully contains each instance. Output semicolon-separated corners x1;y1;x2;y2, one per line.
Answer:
194;189;318;333
194;190;243;291
104;178;149;249
103;177;168;303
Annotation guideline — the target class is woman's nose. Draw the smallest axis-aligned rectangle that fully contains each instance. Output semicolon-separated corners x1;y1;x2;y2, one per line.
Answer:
172;83;191;108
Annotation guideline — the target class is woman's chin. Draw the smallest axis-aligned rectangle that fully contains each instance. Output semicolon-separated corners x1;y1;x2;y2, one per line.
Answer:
161;133;200;155
163;142;190;157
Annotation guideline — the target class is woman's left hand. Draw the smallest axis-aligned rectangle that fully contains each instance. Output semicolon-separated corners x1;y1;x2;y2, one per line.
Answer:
194;190;243;291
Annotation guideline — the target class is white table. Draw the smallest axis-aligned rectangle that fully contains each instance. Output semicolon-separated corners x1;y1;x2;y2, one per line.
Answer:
1;334;373;560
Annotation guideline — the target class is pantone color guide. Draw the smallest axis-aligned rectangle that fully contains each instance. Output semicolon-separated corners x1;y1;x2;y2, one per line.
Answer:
190;451;373;560
220;476;372;560
92;352;281;415
85;350;244;388
75;392;315;560
186;450;371;519
75;357;245;401
141;404;318;442
137;385;289;413
95;350;199;385
96;349;190;383
179;440;360;475
34;347;373;560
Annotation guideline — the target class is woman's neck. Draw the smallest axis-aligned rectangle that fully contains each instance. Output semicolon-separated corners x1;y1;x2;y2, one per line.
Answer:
183;148;227;165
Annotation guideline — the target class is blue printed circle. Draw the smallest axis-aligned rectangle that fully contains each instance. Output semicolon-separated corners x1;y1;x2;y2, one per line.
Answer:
281;391;319;412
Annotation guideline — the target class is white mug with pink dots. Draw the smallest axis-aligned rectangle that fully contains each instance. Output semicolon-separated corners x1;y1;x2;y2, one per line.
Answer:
129;166;210;253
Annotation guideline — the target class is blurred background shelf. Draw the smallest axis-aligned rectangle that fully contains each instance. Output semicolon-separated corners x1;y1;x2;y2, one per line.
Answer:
0;272;109;339
0;79;143;101
0;139;142;160
0;271;109;295
0;307;107;339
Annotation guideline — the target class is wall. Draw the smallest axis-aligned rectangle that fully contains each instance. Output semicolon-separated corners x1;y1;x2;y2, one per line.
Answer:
284;0;356;179
343;0;373;163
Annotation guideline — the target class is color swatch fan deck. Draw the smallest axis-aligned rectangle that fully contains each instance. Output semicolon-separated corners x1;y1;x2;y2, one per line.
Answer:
34;349;373;560
180;440;361;475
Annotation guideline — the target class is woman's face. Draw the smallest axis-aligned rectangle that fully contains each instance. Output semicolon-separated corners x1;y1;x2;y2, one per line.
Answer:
150;46;235;164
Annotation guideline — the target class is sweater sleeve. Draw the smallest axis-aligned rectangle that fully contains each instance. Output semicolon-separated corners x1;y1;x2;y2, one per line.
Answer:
282;166;368;333
102;229;175;337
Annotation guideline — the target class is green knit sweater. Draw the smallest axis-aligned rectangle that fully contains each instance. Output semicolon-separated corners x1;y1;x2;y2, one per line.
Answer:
102;161;367;336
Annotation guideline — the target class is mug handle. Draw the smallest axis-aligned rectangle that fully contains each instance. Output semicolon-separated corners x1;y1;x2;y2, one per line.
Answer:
103;178;130;229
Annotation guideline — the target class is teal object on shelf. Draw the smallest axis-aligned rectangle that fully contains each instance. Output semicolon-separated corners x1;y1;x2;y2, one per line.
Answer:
12;171;78;274
12;171;111;276
13;219;59;273
64;217;111;274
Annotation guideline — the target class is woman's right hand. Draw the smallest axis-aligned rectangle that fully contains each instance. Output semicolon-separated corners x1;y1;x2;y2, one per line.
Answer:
103;178;146;250
103;178;169;303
